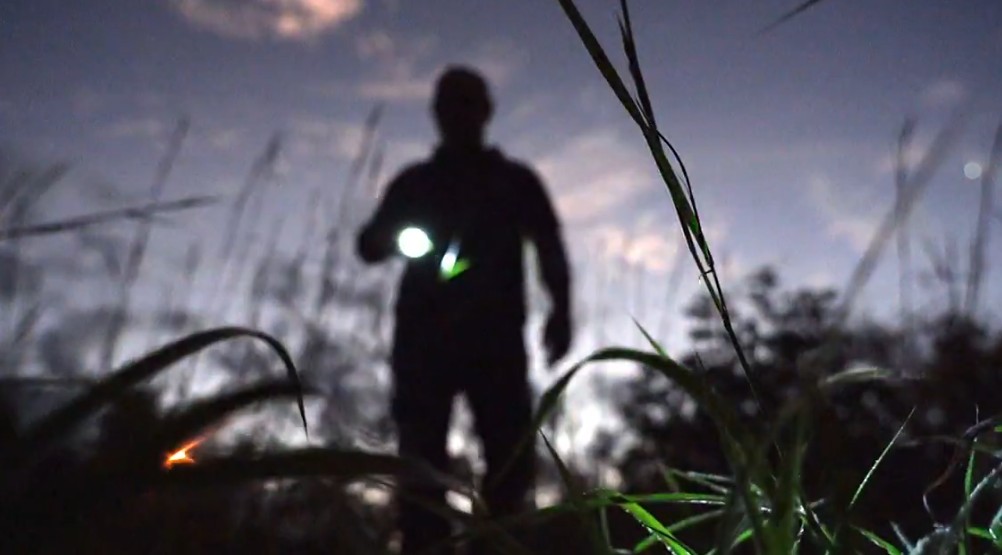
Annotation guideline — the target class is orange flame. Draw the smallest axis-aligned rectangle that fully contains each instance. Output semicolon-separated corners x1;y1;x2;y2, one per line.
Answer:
164;438;203;469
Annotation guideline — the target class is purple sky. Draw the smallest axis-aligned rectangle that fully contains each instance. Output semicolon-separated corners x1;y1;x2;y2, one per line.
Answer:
3;0;1002;360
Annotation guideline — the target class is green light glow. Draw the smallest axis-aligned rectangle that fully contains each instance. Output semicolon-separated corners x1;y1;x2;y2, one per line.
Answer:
439;241;471;281
397;227;433;258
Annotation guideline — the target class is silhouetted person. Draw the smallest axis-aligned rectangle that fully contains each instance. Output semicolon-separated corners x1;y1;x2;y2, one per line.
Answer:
356;66;572;554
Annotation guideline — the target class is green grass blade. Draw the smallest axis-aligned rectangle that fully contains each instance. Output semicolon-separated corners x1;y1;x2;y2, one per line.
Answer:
557;0;761;409
664;468;734;495
960;437;978;555
967;527;992;541
616;499;695;555
632;533;659;553
850;408;914;510
632;508;729;553
633;317;669;358
554;0;645;127
501;345;754;499
606;491;726;507
707;526;755;555
912;459;1002;554
617;0;655;126
855;527;903;555
765;412;809;554
830;408;914;552
991;502;1002;544
799;491;835;550
892;523;915;552
712;488;748;555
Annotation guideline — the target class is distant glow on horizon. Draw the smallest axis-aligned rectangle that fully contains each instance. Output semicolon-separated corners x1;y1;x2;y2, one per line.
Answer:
964;162;983;180
397;227;433;258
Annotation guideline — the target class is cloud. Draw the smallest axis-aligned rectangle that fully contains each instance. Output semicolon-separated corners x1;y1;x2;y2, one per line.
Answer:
356;74;433;102
285;116;426;173
920;79;966;108
287;117;368;159
202;127;245;152
348;32;526;103
98;116;251;155
872;126;947;177
534;129;652;224
807;174;881;252
98;116;169;142
71;89;109;117
466;38;527;88
170;0;363;41
588;224;680;273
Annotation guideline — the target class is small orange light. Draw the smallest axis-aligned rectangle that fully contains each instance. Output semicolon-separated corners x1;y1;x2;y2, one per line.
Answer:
164;439;202;469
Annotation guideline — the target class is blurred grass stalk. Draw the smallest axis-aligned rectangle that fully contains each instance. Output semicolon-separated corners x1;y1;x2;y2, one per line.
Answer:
543;0;1002;553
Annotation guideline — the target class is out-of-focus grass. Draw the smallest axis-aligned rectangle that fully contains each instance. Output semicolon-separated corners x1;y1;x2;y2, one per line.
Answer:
520;1;1002;554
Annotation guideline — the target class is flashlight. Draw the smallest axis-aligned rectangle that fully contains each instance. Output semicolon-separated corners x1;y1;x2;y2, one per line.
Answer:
397;226;433;258
396;227;471;280
439;241;471;281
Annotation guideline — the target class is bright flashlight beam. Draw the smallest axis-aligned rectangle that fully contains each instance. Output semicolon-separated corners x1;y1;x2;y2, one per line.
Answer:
439;241;471;281
441;249;458;272
397;227;433;258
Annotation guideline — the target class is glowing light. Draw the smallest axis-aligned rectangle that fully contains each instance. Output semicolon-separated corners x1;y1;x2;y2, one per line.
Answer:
440;250;457;272
397;227;433;258
164;438;203;469
964;162;983;181
439;241;471;281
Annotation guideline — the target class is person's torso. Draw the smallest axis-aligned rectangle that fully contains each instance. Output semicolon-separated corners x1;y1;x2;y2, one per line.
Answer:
394;149;529;336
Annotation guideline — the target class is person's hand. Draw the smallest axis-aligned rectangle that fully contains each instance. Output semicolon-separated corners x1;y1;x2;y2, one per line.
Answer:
543;311;572;366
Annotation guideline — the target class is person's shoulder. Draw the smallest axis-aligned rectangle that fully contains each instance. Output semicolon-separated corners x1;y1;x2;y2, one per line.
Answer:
387;157;436;189
491;150;544;187
396;158;435;180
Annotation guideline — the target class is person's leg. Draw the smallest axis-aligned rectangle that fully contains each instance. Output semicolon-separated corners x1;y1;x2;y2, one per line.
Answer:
393;374;456;554
467;355;535;518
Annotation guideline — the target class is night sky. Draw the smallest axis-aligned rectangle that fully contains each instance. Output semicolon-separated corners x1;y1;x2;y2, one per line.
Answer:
3;0;1002;384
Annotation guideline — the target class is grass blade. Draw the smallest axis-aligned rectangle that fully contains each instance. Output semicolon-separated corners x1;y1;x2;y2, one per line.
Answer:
855;527;903;555
19;327;306;460
0;196;217;241
156;379;317;454
541;433;611;554
759;0;828;34
830;408;914;552
158;448;437;485
615;497;695;555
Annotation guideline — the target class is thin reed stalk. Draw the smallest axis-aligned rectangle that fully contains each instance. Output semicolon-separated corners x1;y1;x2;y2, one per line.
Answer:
964;123;1001;315
98;118;189;371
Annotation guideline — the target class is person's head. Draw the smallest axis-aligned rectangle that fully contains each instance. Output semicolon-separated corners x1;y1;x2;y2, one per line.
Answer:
432;66;493;149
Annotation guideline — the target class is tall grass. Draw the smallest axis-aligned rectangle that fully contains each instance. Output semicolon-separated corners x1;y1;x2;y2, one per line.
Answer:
513;1;1002;554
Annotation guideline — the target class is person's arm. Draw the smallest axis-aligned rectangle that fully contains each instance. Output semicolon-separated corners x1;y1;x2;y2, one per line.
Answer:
356;169;416;264
520;167;572;363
